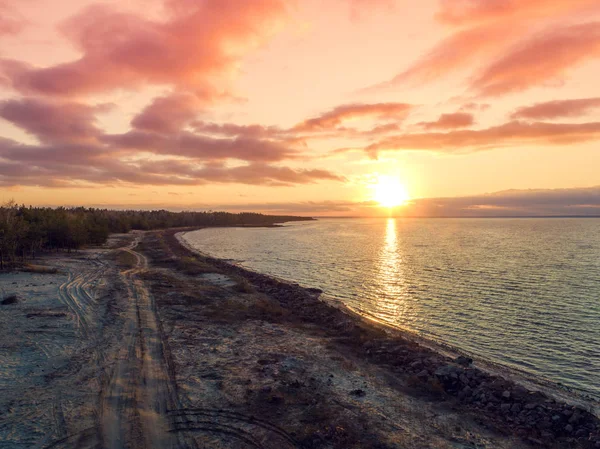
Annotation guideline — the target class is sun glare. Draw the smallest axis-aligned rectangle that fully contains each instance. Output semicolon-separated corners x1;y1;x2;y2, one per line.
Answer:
373;176;410;208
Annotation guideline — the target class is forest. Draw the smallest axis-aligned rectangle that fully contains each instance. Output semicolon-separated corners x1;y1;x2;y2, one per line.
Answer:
0;201;312;269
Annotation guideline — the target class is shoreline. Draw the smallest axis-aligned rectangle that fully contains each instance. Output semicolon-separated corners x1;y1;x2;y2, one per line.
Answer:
177;228;599;415
2;227;599;448
171;227;600;447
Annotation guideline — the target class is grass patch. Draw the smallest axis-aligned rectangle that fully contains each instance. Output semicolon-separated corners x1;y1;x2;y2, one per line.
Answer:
116;250;138;269
22;264;59;274
232;276;256;294
254;296;289;318
177;256;219;275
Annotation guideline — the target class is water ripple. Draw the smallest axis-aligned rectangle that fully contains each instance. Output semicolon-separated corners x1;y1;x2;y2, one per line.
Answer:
183;218;600;402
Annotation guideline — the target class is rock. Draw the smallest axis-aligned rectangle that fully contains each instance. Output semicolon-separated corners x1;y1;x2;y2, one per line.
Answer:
455;355;473;367
416;370;429;380
1;295;20;305
525;402;537;410
501;403;511;412
435;365;462;380
552;415;562;422
569;412;581;424
511;403;522;413
502;390;511;399
410;360;423;369
350;389;366;397
565;424;574;433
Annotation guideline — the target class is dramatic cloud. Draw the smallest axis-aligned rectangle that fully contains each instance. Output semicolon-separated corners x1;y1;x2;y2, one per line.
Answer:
194;186;600;216
436;0;600;25
0;136;341;187
0;1;24;36
193;121;287;139
406;186;600;217
294;103;412;131
366;120;600;154
0;0;289;96
364;1;600;94
511;97;600;120
131;93;204;134
364;25;511;90
419;112;474;130
0;98;102;143
102;131;300;162
472;22;600;96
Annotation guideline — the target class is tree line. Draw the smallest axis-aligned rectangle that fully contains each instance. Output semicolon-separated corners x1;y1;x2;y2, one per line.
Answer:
0;201;312;269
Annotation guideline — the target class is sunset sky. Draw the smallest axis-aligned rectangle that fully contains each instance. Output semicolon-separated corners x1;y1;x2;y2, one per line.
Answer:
1;0;600;216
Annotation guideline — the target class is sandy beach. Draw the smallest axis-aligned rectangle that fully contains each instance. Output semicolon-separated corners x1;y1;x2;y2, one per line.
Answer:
1;228;599;449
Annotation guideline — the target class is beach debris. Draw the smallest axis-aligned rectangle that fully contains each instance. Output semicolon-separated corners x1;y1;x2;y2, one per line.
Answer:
455;355;473;367
349;389;366;397
1;294;21;305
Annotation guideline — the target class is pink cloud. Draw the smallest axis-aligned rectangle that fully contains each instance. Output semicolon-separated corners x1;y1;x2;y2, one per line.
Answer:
102;131;300;162
0;135;341;188
294;103;412;131
0;1;24;36
437;0;600;25
192;121;286;139
363;25;512;90
363;1;600;93
472;22;600;96
0;0;288;96
0;98;101;143
419;112;475;130
511;97;600;120
366;120;600;154
131;93;204;134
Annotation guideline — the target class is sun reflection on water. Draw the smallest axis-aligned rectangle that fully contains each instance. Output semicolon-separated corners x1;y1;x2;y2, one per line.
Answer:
373;218;411;324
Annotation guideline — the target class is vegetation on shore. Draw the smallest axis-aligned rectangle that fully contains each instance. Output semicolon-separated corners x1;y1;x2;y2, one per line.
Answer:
0;200;312;269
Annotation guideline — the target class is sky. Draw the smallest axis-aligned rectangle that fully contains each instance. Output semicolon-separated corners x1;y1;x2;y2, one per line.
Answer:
1;0;600;216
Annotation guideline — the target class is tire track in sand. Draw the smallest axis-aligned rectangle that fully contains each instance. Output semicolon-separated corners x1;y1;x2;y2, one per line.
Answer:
101;237;195;449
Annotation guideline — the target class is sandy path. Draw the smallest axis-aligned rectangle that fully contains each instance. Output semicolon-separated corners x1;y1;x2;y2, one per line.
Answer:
100;237;190;449
1;234;190;449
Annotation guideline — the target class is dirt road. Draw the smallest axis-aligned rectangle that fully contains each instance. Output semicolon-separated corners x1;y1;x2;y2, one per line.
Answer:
0;234;189;449
100;237;184;449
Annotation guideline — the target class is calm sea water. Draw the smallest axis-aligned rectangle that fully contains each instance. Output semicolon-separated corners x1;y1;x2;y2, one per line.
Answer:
182;218;600;402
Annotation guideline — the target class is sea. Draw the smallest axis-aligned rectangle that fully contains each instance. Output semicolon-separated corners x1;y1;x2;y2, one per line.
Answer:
181;218;600;405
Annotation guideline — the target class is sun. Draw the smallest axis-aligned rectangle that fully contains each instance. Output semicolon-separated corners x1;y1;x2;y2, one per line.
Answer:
372;175;410;208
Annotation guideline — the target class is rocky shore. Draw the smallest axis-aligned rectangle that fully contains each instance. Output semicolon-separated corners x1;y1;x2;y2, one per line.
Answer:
165;228;600;448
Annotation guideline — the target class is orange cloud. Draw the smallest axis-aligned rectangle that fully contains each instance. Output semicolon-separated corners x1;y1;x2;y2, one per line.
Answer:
366;120;600;154
294;103;412;131
364;25;512;90
0;1;24;36
419;112;475;130
437;0;599;25
364;1;600;94
0;0;288;96
511;97;600;120
472;22;600;96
